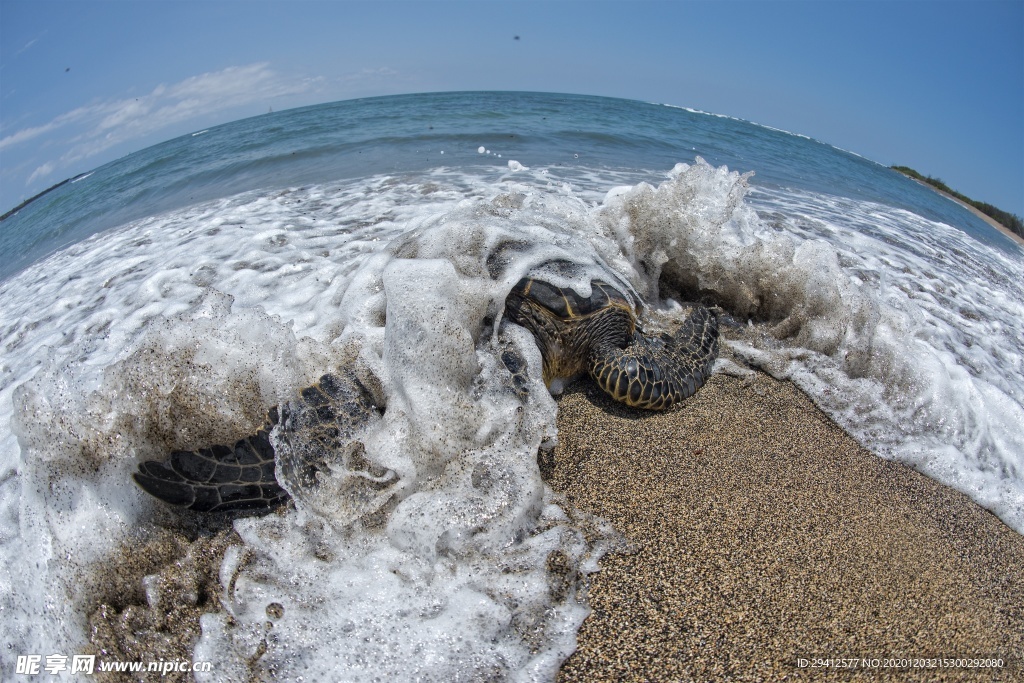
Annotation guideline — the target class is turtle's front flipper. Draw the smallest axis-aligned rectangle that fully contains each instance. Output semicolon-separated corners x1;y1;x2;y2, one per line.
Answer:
133;407;288;512
589;305;719;410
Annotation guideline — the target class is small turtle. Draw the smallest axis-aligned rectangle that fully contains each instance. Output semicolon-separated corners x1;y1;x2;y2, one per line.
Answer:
133;269;718;512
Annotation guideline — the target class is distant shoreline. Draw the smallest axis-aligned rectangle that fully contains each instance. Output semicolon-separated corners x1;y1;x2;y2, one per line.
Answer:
0;172;90;222
892;167;1024;247
913;177;1024;247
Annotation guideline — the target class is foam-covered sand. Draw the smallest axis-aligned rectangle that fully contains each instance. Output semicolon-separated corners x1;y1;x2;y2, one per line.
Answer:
88;369;1023;681
549;372;1024;681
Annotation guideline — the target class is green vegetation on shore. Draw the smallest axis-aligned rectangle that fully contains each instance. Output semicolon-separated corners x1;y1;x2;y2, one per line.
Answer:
892;166;1023;239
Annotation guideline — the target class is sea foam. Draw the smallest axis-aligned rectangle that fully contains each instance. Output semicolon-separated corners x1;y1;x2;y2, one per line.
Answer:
1;170;638;679
0;160;1021;680
598;161;1023;530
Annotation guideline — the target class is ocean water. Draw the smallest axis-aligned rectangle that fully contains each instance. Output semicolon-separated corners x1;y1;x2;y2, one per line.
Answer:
0;92;1021;680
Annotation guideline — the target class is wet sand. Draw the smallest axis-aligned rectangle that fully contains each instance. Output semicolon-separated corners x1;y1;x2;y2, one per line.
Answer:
548;371;1024;682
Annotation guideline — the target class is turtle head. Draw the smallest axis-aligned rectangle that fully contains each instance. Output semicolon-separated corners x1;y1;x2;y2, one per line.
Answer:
505;278;635;386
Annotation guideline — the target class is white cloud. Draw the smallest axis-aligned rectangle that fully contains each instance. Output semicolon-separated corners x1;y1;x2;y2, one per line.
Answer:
0;104;95;150
16;32;45;56
5;63;319;183
27;161;55;185
342;67;399;83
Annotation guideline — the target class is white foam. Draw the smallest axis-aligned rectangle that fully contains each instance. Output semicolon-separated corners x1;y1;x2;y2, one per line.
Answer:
738;185;1024;527
1;161;1021;680
0;172;632;678
658;102;813;140
595;160;1023;530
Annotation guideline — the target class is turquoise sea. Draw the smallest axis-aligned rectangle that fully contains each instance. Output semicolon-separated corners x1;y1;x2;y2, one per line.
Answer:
1;92;1021;680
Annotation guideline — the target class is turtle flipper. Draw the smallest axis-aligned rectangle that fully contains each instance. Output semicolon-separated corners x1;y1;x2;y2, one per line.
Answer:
273;371;390;522
589;305;719;410
133;408;288;512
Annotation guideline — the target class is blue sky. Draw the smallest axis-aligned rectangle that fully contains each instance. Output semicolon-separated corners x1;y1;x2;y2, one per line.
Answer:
2;0;1022;216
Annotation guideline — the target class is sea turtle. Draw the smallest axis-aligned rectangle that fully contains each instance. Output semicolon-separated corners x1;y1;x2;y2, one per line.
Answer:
133;268;718;512
504;275;718;410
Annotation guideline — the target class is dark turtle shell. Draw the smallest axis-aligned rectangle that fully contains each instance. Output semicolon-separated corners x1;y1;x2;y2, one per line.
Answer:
510;278;632;320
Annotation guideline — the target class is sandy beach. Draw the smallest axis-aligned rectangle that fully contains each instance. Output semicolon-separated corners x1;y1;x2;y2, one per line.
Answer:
549;371;1024;682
